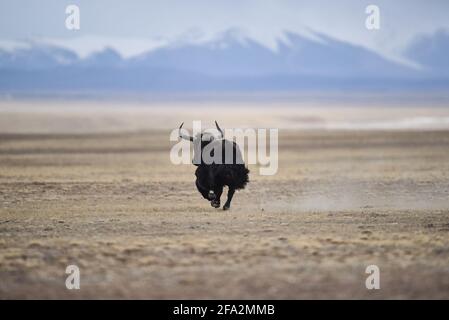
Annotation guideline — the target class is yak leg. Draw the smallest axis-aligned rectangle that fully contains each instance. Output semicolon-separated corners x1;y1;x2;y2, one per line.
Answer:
211;186;223;208
196;180;210;200
223;187;235;210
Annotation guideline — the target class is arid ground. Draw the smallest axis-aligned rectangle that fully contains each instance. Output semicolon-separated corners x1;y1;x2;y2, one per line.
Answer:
1;101;449;299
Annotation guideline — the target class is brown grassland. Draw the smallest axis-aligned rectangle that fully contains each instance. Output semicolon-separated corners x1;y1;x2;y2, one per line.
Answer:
0;102;449;298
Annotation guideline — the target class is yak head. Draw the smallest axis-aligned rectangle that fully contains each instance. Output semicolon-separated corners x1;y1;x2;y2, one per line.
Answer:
178;121;224;166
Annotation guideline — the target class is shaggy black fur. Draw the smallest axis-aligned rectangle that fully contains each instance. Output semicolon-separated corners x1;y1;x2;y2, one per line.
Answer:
194;140;249;210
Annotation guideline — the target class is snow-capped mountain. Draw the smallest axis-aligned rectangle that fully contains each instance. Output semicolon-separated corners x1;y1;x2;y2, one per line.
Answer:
0;29;448;93
0;45;78;70
404;29;449;77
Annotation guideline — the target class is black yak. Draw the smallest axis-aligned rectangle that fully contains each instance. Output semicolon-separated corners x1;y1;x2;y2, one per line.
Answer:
178;121;249;210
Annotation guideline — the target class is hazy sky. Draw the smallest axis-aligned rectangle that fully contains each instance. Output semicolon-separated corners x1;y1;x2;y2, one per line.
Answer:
1;0;448;63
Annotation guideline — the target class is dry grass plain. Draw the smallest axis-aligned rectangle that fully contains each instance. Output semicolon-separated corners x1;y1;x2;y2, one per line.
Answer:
1;102;449;299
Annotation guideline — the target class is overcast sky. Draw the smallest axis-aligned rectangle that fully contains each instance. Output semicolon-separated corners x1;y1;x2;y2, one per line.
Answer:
0;0;448;63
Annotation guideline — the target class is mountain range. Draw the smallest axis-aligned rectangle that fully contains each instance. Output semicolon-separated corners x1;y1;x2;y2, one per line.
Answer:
1;29;448;94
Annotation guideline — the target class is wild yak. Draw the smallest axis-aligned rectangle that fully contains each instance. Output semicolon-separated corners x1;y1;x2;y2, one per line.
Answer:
178;121;249;210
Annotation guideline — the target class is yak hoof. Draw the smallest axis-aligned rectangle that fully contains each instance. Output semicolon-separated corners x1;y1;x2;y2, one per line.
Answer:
211;200;220;208
223;204;230;210
208;191;216;200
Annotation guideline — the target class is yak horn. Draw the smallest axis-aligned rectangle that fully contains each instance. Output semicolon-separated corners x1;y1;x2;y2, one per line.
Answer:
179;122;193;141
215;120;224;138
